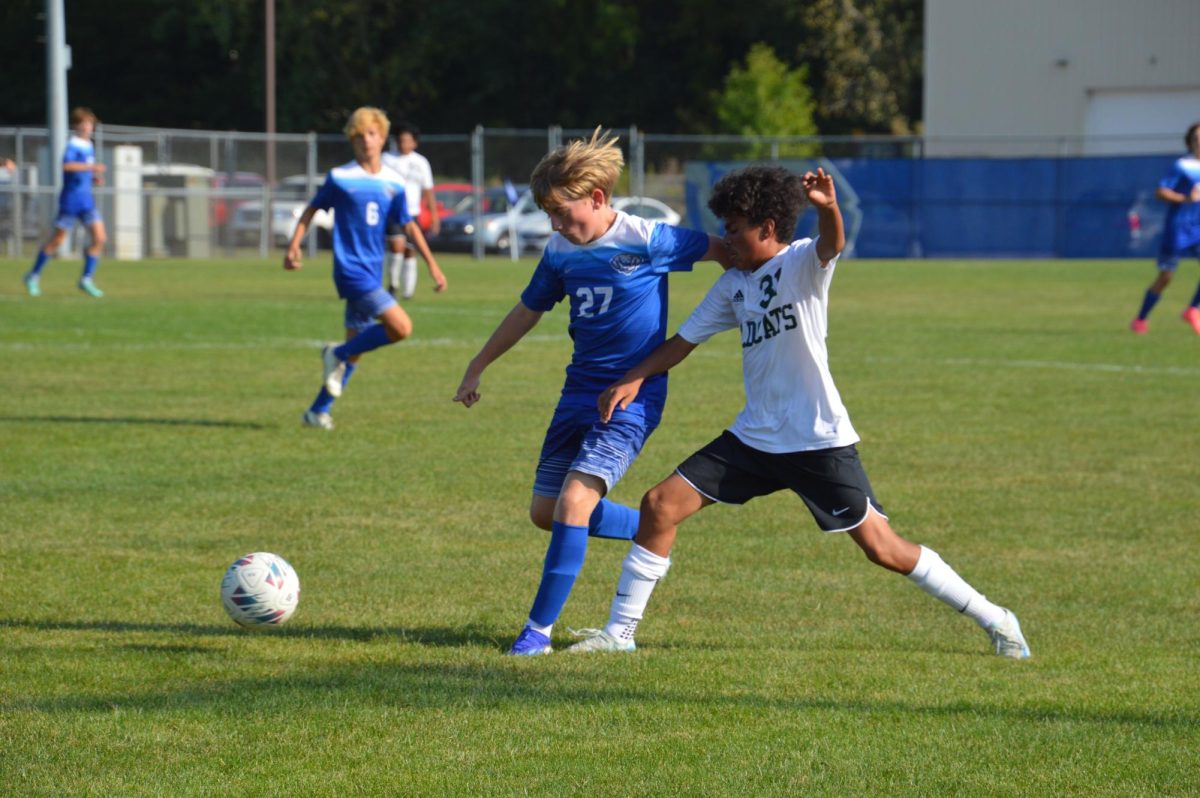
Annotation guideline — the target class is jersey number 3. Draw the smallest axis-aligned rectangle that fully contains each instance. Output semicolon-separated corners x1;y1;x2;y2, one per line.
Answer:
576;286;613;317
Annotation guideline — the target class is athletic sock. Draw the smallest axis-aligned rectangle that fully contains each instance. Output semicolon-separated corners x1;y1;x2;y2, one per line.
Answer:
387;252;403;290
603;543;671;642
527;521;588;627
1137;289;1161;320
906;545;1006;630
29;250;50;276
587;499;639;540
82;254;99;279
309;362;357;414
1190;283;1200;309
401;256;418;298
334;324;392;360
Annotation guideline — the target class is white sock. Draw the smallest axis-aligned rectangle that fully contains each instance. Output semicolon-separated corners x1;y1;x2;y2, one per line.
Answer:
906;545;1006;630
526;618;552;636
387;253;403;290
603;543;671;642
401;256;418;298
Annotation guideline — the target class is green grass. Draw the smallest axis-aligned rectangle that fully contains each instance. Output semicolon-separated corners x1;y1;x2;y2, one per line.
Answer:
1;254;1197;797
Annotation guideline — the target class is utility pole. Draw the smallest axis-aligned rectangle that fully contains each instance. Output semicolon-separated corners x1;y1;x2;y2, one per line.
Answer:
264;0;276;187
46;0;70;252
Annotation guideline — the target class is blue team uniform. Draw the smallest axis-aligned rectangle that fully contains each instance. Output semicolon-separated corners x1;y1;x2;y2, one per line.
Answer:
309;161;410;323
1157;155;1200;269
520;211;710;495
55;135;101;229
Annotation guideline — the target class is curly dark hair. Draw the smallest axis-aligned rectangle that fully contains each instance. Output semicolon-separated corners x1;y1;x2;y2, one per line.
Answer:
1186;122;1200;151
707;166;806;243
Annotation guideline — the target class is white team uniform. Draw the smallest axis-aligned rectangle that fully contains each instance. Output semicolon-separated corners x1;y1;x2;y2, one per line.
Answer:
677;237;859;453
381;151;434;218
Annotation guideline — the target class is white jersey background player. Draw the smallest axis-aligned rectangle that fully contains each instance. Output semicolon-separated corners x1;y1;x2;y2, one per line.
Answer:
567;165;1032;660
382;122;438;299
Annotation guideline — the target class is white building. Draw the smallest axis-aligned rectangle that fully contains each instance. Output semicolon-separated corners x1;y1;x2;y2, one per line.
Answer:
924;0;1200;155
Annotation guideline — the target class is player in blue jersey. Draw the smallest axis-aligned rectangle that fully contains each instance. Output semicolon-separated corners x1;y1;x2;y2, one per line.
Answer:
1130;122;1200;335
284;106;446;430
453;129;731;655
24;107;108;298
567;165;1029;659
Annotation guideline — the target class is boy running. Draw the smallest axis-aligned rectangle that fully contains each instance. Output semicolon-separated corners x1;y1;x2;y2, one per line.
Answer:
24;107;108;298
382;122;440;299
285;106;446;431
569;165;1030;659
1130;121;1200;335
454;129;730;655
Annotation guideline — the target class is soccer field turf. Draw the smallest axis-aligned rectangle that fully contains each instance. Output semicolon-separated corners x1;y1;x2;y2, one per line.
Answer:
1;255;1197;796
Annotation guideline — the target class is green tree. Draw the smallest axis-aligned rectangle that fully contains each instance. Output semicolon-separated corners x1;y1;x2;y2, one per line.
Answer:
713;43;818;158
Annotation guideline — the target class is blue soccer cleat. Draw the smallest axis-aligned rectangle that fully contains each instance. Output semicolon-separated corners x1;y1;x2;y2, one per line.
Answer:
506;626;552;656
23;272;41;297
78;277;104;298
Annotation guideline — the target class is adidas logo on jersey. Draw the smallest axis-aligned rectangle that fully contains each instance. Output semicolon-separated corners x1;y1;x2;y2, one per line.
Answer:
732;289;745;303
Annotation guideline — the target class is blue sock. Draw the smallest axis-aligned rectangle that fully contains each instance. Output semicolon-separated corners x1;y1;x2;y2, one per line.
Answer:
82;254;99;279
29;250;50;276
1137;290;1161;320
1190;283;1200;309
528;521;588;627
588;499;639;540
334;324;392;360
309;362;357;414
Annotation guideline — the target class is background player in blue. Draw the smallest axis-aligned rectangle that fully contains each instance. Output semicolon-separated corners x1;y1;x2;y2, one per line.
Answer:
453;129;730;655
1130;122;1200;335
284;106;446;430
24;107;108;298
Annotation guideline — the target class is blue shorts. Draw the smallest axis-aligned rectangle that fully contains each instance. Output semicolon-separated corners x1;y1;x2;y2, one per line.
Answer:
532;395;663;497
343;287;397;331
55;206;102;230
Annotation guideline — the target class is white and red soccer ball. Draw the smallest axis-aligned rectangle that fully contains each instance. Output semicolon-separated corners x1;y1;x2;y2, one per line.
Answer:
220;552;300;627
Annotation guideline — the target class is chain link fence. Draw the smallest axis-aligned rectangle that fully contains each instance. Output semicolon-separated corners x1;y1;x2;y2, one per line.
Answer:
0;123;1180;260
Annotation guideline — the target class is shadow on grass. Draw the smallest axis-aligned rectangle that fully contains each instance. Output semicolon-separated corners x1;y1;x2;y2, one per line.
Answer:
2;618;1196;733
0;415;268;429
0;617;497;648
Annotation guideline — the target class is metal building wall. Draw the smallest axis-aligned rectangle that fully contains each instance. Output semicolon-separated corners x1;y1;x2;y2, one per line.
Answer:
923;0;1200;156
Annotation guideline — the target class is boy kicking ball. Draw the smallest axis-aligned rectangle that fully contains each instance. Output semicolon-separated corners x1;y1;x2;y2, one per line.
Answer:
569;165;1030;659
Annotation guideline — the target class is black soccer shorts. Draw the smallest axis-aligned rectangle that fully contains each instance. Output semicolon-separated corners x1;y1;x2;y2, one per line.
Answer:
675;430;887;532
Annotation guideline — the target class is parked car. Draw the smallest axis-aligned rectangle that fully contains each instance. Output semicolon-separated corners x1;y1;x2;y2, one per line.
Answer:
211;171;267;230
515;195;683;252
230;199;332;247
420;182;475;232
437;185;543;252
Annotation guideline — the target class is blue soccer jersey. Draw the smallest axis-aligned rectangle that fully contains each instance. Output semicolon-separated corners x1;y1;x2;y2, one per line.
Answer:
1159;155;1200;255
520;211;710;397
309;161;411;298
59;135;96;215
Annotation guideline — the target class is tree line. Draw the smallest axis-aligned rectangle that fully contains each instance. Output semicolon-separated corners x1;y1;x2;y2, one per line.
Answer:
1;0;921;136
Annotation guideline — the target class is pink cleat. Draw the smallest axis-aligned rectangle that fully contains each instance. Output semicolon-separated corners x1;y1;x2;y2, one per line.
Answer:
1130;318;1148;335
1182;307;1200;335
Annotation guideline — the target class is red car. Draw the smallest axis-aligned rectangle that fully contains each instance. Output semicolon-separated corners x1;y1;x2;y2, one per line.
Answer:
419;182;474;231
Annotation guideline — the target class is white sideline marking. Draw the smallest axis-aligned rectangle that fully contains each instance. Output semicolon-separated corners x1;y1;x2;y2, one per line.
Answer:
0;334;565;352
933;357;1200;378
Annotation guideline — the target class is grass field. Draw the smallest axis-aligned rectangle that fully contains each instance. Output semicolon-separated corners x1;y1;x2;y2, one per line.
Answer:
1;254;1197;797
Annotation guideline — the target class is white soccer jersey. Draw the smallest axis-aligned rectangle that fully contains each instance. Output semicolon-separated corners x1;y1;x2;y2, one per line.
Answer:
381;151;434;216
676;237;859;453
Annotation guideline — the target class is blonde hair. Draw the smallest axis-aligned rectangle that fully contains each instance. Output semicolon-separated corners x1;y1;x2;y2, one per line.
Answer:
344;107;390;140
530;127;624;209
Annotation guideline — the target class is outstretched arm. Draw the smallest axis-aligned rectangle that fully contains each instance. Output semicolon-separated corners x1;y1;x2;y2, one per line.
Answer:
598;334;698;422
403;220;447;292
802;168;845;264
454;302;544;407
700;234;735;270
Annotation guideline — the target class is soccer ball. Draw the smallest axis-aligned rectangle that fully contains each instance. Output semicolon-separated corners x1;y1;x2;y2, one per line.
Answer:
220;552;300;628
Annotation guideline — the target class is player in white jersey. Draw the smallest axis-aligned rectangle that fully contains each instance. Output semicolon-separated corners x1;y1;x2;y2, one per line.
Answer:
569;165;1030;659
381;123;439;299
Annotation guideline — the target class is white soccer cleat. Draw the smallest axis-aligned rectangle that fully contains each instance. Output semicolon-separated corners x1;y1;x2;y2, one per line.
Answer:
321;343;346;398
301;410;334;430
988;609;1030;659
564;628;636;654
